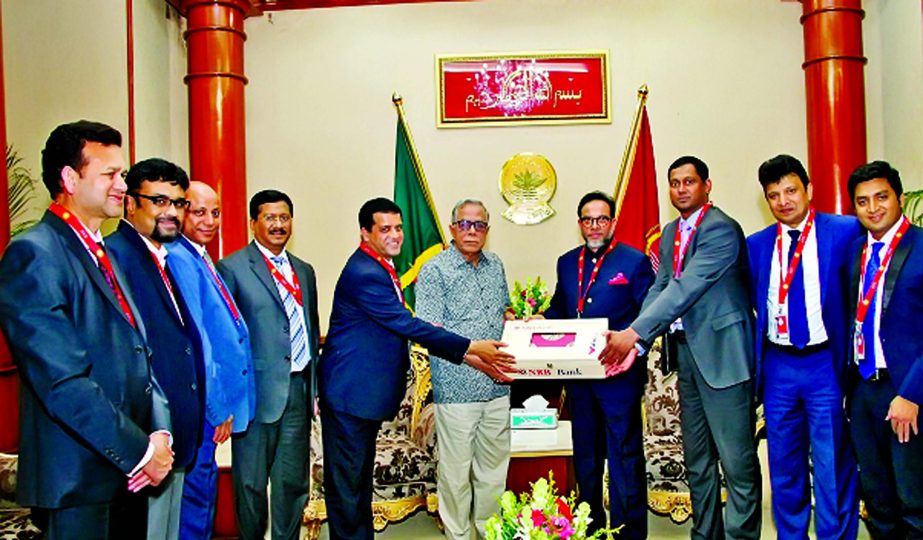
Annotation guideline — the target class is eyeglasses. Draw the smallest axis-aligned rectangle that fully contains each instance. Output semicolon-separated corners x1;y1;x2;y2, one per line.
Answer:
261;214;291;225
579;216;612;227
453;220;489;232
132;193;189;209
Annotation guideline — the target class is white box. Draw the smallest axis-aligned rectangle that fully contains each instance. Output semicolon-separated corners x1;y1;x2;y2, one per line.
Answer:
501;318;608;379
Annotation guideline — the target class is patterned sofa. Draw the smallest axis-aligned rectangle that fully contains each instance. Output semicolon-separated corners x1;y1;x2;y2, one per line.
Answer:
0;453;40;540
303;346;439;539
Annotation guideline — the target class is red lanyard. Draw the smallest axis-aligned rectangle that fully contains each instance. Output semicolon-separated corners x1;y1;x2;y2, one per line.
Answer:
261;253;303;306
576;240;617;314
49;203;136;328
855;217;910;325
147;251;183;321
776;208;815;305
201;253;241;322
672;202;712;278
359;242;404;305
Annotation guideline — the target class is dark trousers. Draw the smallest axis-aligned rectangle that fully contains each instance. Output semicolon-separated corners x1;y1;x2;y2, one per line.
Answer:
567;360;647;539
849;372;923;539
32;489;146;540
675;338;761;540
232;375;309;540
764;343;858;540
180;421;219;540
320;406;382;540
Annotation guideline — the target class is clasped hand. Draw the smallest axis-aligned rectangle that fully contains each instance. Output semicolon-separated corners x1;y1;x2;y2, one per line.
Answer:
465;340;517;383
597;328;641;377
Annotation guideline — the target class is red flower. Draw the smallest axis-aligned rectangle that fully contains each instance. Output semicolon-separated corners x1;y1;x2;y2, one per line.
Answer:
531;509;546;527
556;497;573;521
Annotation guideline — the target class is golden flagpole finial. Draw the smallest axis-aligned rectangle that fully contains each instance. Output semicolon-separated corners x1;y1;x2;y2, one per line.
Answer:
392;92;403;106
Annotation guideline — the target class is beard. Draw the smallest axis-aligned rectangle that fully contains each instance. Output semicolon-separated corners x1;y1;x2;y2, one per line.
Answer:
152;217;181;244
585;234;612;250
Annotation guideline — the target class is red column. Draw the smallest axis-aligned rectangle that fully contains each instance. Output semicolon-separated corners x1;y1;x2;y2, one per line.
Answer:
801;0;867;215
0;6;19;453
180;0;252;258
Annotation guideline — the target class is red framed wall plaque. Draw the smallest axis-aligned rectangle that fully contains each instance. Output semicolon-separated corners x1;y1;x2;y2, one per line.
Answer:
436;50;610;128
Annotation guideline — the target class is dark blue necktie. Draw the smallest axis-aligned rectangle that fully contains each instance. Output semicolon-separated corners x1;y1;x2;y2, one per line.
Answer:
859;242;884;379
787;230;809;348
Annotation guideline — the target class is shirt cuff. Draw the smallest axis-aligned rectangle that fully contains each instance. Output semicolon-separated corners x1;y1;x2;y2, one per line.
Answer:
127;430;172;477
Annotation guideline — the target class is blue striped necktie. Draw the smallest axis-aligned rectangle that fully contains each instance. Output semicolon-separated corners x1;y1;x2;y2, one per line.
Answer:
787;230;809;348
270;255;309;372
859;242;884;379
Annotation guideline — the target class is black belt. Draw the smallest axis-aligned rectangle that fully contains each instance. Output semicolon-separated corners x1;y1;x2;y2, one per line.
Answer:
767;340;829;356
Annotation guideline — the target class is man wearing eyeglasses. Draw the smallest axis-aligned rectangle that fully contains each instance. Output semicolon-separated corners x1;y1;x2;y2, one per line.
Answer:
164;181;256;540
415;199;511;540
217;190;319;540
540;191;654;538
106;158;205;540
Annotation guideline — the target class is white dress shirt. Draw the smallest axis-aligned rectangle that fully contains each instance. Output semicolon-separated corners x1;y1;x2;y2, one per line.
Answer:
860;218;904;369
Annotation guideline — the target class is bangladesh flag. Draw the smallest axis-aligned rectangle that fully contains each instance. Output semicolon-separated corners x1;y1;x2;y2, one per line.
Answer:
392;111;446;309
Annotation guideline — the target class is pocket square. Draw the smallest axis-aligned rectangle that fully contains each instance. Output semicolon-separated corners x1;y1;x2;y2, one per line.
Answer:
608;273;629;285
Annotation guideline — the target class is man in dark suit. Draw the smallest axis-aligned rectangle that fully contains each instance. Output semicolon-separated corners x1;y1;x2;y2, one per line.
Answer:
542;191;654;537
217;190;319;540
166;180;256;540
747;155;859;539
847;161;923;538
319;197;515;540
106;158;204;540
0;121;173;540
601;156;762;539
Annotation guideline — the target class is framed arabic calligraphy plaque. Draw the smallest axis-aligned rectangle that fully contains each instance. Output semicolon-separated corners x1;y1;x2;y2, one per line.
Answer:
436;50;610;128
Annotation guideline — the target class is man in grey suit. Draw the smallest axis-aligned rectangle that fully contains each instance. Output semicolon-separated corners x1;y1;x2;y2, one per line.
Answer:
601;156;761;539
217;190;320;540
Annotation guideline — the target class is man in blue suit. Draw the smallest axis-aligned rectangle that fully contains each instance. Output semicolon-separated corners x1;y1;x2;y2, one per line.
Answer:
0;120;173;540
542;191;654;538
847;161;923;538
166;181;255;540
106;158;205;540
746;155;859;539
319;197;516;540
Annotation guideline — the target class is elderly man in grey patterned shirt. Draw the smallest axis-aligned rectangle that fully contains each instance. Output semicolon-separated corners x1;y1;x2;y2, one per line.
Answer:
416;199;511;540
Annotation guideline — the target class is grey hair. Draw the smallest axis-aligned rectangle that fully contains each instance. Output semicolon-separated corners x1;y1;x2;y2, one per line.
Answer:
451;199;489;223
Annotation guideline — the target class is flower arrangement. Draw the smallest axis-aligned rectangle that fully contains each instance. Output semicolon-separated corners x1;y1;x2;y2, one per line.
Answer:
509;277;552;319
485;474;611;540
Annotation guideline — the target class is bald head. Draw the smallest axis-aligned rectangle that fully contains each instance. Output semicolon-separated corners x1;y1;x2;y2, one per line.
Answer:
184;181;221;245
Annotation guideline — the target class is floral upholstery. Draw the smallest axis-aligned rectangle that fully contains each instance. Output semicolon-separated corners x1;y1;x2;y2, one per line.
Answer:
305;347;439;539
0;453;41;540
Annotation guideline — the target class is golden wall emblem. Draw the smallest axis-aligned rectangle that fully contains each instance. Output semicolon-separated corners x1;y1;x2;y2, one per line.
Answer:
499;153;557;225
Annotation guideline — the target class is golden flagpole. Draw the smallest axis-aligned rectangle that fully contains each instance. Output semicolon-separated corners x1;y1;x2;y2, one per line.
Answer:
612;84;649;223
392;92;447;244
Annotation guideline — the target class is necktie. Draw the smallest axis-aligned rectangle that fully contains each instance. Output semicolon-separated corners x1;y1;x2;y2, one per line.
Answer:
271;255;309;372
859;242;884;379
787;230;809;348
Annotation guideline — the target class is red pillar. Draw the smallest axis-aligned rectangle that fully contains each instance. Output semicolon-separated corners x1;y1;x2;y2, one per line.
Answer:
179;0;252;258
801;0;867;215
0;6;20;453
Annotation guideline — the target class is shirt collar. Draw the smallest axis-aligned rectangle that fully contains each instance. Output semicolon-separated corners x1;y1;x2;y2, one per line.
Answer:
255;240;288;264
183;235;208;257
867;217;906;248
680;205;705;230
783;210;811;233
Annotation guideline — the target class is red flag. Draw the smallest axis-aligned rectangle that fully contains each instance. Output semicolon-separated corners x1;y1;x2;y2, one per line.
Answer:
614;106;661;270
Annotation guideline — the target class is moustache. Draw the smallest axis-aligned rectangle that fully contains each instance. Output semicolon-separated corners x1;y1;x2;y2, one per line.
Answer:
157;217;181;227
269;227;288;235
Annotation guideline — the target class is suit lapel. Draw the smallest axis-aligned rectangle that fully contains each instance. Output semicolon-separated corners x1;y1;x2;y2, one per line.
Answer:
247;242;286;312
882;227;914;313
117;222;185;327
815;215;832;306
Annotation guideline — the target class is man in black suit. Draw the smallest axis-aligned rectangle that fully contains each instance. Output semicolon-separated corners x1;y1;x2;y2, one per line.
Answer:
218;190;320;540
0;121;173;540
847;161;923;538
107;158;204;540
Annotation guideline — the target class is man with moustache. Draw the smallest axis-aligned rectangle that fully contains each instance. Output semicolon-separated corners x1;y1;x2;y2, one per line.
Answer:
165;181;255;540
107;158;204;540
540;191;654;538
0;121;173;540
415;199;513;540
847;161;923;538
600;156;761;539
319;197;515;540
747;155;859;539
217;190;319;540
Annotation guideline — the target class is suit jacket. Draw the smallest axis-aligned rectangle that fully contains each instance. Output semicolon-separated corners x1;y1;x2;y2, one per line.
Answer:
319;248;470;421
217;241;320;424
166;235;256;433
0;211;169;508
848;223;923;406
633;206;755;389
747;213;860;391
107;221;204;467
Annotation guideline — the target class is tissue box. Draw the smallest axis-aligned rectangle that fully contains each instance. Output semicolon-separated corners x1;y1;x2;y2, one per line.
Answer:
510;408;558;429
